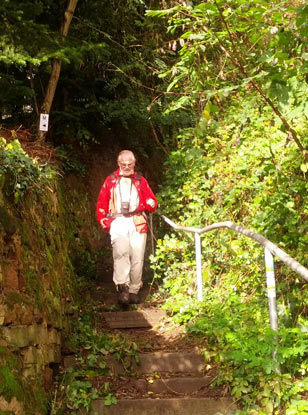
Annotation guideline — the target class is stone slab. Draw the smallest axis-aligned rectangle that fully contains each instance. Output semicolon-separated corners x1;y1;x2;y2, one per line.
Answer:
137;351;205;375
102;311;151;329
64;351;206;376
107;351;205;376
91;397;236;415
102;309;166;329
147;376;212;395
1;324;48;348
114;376;212;396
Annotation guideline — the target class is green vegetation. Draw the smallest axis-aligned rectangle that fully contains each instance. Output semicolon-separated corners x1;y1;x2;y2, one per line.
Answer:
0;347;47;415
0;134;101;414
0;0;182;152
0;347;24;402
147;1;308;413
149;1;308;415
1;1;308;414
50;306;138;414
151;118;308;414
0;137;55;204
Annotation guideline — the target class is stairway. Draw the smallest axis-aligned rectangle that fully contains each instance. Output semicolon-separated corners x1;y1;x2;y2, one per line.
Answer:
63;280;236;415
91;347;235;415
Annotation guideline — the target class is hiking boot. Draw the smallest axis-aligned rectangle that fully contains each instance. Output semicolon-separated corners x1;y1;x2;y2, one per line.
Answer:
118;284;129;305
129;293;140;304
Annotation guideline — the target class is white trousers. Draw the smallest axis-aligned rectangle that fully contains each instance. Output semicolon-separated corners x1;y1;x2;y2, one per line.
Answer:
110;217;147;294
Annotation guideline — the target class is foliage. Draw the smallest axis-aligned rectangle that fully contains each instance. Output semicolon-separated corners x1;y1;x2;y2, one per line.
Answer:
55;145;87;176
146;5;308;412
2;0;308;414
0;347;24;402
0;130;105;415
149;33;308;410
0;347;48;415
146;1;308;156
0;0;184;152
50;306;139;414
0;137;55;203
150;101;308;410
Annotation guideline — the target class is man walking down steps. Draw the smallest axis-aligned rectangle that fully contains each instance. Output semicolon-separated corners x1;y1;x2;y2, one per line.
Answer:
96;150;157;305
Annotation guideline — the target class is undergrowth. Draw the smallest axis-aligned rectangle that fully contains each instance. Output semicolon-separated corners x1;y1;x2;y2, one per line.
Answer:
49;304;139;414
151;100;308;415
0;137;56;203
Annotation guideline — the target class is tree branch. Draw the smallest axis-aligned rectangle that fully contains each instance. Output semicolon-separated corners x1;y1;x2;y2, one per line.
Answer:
209;3;308;160
216;40;307;159
149;119;168;154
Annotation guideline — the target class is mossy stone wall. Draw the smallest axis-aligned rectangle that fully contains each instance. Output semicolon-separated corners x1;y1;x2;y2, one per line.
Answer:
0;171;97;415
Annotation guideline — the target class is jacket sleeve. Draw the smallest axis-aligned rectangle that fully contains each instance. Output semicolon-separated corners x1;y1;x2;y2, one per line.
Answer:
96;176;113;231
140;177;157;213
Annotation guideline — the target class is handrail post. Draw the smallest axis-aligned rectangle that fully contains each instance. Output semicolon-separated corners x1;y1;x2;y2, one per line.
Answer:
264;248;280;371
194;232;203;301
264;248;278;331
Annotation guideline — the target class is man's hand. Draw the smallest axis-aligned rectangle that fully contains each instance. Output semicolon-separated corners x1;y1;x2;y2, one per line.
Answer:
100;218;109;229
146;198;155;208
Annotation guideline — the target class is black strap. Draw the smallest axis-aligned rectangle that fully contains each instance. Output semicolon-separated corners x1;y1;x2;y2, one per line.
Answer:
109;173;142;215
107;211;144;218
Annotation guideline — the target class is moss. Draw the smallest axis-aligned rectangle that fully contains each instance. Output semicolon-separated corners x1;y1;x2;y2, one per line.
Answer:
20;224;33;249
0;347;24;402
24;268;43;310
24;377;48;415
0;206;18;236
45;246;53;264
0;366;23;402
0;348;48;415
55;234;62;252
4;291;33;310
0;161;100;414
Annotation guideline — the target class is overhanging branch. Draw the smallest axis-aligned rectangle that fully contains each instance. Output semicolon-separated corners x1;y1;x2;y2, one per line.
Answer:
211;2;308;160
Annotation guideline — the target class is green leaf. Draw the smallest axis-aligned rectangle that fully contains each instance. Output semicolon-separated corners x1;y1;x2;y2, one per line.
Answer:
146;7;180;18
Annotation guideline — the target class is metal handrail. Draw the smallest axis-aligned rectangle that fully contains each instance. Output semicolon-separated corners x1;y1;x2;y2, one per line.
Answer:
160;215;308;332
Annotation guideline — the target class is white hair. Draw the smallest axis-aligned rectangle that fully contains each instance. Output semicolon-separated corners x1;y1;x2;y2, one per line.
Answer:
117;150;136;162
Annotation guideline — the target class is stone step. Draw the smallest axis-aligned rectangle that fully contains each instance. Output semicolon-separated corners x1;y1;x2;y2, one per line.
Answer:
114;375;214;396
90;397;236;415
63;351;206;376
110;351;205;375
101;309;166;329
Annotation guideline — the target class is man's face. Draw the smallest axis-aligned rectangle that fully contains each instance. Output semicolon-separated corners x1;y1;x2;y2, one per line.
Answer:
118;155;135;177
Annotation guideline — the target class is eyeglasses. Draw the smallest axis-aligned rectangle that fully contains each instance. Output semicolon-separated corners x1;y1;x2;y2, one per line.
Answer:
119;162;134;168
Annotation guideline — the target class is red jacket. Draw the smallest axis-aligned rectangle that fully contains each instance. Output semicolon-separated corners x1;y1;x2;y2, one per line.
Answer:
96;169;157;233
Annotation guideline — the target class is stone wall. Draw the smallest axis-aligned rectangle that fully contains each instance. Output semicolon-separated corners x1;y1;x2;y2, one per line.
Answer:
0;169;98;415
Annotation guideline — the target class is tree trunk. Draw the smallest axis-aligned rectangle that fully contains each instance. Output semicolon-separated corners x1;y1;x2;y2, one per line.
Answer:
38;0;79;140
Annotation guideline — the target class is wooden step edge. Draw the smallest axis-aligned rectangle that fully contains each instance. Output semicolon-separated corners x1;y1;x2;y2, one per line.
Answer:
90;397;237;415
63;351;206;375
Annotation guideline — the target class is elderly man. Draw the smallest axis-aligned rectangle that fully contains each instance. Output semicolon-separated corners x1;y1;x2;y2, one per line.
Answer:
96;150;157;305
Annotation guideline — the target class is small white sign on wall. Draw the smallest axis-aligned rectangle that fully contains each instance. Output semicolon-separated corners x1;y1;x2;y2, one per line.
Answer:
39;113;49;131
